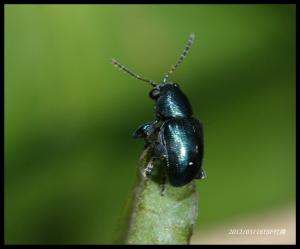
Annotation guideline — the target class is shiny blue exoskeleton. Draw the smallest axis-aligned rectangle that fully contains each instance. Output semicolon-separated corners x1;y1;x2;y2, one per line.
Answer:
112;33;205;189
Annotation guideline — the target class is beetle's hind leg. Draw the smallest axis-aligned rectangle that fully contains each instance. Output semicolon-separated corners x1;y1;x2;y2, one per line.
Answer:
195;168;206;180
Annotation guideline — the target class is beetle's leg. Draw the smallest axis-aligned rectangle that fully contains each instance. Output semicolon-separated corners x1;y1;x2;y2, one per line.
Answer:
132;122;154;139
195;168;206;180
132;120;159;139
133;120;160;148
142;141;166;178
160;175;167;196
153;142;167;196
152;141;167;159
143;158;155;177
143;157;167;197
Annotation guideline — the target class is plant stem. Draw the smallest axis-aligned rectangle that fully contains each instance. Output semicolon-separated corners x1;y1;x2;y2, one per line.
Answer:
116;147;198;244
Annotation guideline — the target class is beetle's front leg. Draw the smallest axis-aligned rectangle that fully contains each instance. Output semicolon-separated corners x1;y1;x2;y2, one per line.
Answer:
132;120;158;139
132;120;159;148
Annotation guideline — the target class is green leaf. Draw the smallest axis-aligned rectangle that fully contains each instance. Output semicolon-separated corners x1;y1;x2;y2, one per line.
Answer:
115;147;198;244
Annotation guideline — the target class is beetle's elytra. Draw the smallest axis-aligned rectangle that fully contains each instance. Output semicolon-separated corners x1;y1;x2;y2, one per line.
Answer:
112;33;205;190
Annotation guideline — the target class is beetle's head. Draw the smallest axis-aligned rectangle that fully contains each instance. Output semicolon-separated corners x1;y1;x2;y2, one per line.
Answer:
149;83;180;100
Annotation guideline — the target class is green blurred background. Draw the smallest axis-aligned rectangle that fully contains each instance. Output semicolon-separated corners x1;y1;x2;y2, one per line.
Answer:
5;4;295;244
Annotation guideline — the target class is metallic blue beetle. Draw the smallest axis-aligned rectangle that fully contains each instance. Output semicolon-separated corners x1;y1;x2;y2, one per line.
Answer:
112;33;205;188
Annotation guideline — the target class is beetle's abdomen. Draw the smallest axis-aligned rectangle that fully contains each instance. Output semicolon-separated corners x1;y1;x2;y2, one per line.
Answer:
160;117;204;187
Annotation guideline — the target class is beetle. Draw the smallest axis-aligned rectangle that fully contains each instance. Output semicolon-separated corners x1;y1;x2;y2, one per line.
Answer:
112;33;205;189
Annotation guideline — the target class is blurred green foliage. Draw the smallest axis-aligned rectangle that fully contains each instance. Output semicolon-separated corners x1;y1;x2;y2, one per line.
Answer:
5;4;295;244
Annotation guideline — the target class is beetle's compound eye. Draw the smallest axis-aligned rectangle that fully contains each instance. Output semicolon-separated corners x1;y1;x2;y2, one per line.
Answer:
173;83;180;88
149;88;160;100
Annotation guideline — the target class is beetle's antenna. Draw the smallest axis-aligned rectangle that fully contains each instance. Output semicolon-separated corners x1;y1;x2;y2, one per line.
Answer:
162;33;195;83
111;58;157;87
